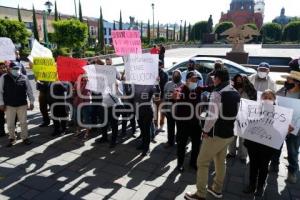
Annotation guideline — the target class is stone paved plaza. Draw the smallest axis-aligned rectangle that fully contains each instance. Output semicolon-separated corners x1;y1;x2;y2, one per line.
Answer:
0;106;299;200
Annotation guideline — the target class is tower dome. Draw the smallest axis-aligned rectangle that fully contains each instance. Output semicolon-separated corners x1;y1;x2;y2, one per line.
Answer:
230;0;255;12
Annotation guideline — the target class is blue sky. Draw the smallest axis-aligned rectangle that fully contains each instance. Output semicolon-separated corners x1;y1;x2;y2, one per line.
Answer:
0;0;299;25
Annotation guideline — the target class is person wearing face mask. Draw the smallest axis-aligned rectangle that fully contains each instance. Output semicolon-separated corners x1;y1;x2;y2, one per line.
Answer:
173;71;204;172
163;70;183;148
226;74;257;164
181;59;204;86
0;62;34;147
0;61;7;137
185;69;240;200
205;60;224;87
243;90;294;197
248;62;276;92
269;71;300;184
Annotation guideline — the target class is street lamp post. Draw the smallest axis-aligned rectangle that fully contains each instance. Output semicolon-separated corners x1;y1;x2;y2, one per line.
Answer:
151;3;154;43
43;0;53;48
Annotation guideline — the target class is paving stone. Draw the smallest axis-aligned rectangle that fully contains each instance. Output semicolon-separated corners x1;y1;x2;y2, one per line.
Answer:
81;192;105;200
110;186;136;200
0;184;29;199
21;189;40;200
22;175;57;191
130;184;160;200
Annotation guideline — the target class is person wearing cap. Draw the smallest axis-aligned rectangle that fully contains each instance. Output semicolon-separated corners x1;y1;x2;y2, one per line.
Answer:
0;61;7;137
185;68;240;200
150;45;160;54
173;71;204;172
0;62;35;147
181;59;203;86
248;62;276;92
163;69;183;148
205;60;224;87
288;58;300;72
269;71;300;184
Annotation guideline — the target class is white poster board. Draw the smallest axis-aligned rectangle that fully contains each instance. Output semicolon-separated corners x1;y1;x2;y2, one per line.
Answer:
277;96;300;135
235;98;293;150
0;37;16;61
84;65;117;93
28;39;53;62
124;53;158;85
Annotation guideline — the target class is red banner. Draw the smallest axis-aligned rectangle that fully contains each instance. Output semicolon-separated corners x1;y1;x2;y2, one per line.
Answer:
57;56;87;82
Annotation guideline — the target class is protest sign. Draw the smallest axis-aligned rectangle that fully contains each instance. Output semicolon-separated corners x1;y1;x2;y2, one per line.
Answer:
0;37;16;61
235;98;293;150
112;30;142;56
84;65;117;93
33;57;57;82
124;53;159;85
57;56;87;82
28;40;53;62
277;96;300;135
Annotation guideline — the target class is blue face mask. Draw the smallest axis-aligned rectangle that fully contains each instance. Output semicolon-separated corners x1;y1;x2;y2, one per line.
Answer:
188;82;197;90
11;69;21;77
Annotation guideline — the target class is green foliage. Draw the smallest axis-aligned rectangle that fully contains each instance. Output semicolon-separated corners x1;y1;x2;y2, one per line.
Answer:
119;10;123;30
188;23;191;41
214;21;234;40
147;20;151;43
157;21;160;39
245;23;258;30
97;7;105;52
207;15;213;33
166;24;169;41
52;19;88;52
154;37;166;44
54;1;58;21
173;24;176;41
179;24;182;41
17;5;22;22
0;19;30;45
183;21;187;42
78;0;83;22
261;23;282;43
283;21;300;42
190;21;209;41
53;48;70;58
32;6;39;41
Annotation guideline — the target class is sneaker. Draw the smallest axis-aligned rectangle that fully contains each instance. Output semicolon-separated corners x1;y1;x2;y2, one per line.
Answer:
286;172;297;184
207;186;223;199
184;192;205;200
243;185;255;194
6;139;16;147
23;139;32;145
269;164;279;173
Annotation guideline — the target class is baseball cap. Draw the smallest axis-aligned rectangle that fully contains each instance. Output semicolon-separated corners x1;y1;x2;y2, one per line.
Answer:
258;62;270;69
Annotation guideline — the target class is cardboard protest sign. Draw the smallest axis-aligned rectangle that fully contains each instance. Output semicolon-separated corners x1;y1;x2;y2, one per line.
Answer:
84;65;117;93
112;30;142;56
0;37;16;61
235;98;293;150
56;56;87;82
277;96;300;135
124;53;159;85
33;57;57;82
28;40;53;62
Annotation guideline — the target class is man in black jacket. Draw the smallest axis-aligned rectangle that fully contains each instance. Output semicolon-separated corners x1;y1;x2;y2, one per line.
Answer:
185;69;240;200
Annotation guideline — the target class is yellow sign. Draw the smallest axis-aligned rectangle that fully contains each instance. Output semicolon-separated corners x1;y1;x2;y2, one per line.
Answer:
33;57;57;82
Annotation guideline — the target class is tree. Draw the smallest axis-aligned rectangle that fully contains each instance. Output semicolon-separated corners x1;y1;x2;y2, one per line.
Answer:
183;21;187;42
54;1;58;21
119;10;123;30
78;0;83;22
190;21;209;41
188;23;191;41
173;24;176;41
207;15;213;33
32;6;39;41
166;24;169;41
113;21;116;30
214;21;234;40
157;21;160;39
140;21;143;39
179;23;182;41
17;5;22;22
147;19;151;43
87;20;92;46
52;19;88;55
0;19;30;45
283;21;300;42
261;23;282;43
97;7;105;52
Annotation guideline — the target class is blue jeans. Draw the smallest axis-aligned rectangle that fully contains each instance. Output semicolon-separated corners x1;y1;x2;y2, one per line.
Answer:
271;134;300;174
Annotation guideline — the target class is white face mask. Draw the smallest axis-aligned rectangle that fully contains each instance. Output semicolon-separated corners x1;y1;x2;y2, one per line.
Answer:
188;82;197;90
11;69;21;77
257;71;267;79
262;100;274;105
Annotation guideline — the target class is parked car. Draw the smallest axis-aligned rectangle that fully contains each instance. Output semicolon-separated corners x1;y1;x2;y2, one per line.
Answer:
166;57;257;82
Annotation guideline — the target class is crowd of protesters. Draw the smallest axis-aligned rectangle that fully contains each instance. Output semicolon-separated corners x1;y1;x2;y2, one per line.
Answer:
0;46;299;200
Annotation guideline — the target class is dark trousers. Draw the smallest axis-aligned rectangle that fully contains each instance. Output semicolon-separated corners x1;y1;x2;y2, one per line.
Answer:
52;104;68;133
91;105;104;125
271;134;300;174
39;91;50;123
166;112;176;145
0;111;5;135
176;119;201;166
121;104;136;135
137;116;152;152
247;146;274;187
102;107;119;145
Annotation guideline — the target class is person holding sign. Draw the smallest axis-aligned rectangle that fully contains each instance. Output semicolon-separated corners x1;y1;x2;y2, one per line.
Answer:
0;62;35;147
243;90;294;196
269;71;300;184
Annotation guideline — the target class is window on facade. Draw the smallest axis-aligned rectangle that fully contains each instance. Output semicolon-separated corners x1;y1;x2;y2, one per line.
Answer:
104;28;107;35
109;28;111;35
